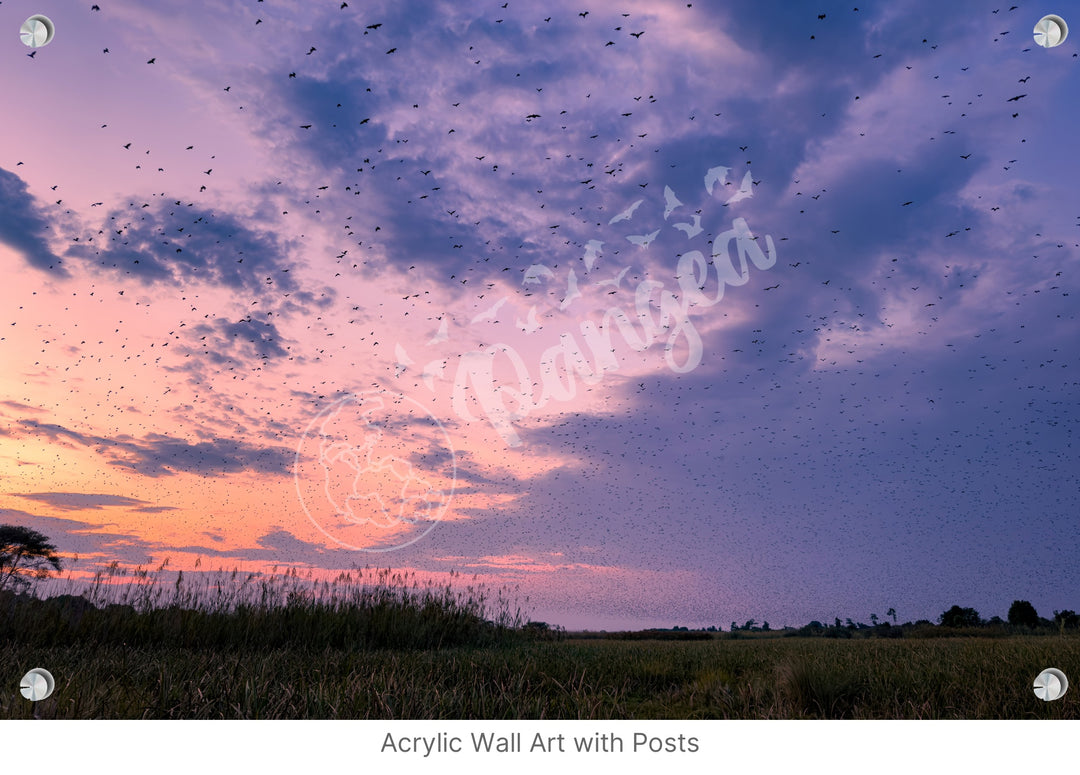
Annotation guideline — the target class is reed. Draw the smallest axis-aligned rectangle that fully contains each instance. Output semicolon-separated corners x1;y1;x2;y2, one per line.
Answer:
0;561;525;651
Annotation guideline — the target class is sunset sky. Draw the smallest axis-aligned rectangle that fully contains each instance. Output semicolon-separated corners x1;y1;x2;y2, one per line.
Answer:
1;0;1077;630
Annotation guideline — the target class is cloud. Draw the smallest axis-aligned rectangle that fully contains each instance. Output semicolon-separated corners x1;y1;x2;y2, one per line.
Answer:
182;316;293;364
0;168;66;274
0;400;48;415
0;509;158;566
0;511;348;572
63;199;300;299
167;528;359;565
256;529;325;556
2;419;294;478
13;492;174;513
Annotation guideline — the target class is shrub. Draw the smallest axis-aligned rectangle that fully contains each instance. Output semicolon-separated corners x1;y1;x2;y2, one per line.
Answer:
1054;610;1079;630
1008;600;1039;628
938;605;981;628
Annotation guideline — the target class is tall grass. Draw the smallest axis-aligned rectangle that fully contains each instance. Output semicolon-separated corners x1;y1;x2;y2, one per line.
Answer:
0;562;525;650
2;636;1078;719
4;564;1079;719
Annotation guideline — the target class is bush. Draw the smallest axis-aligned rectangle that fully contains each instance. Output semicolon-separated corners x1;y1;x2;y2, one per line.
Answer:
1054;610;1079;630
1008;600;1039;628
938;605;981;628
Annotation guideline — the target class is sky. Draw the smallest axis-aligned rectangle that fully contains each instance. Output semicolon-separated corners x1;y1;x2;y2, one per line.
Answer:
0;0;1077;631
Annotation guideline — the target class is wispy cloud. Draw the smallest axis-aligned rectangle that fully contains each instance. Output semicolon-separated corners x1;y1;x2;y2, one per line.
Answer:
13;492;175;513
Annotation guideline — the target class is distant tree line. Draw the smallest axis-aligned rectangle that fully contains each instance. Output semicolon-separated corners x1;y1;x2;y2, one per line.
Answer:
678;601;1080;638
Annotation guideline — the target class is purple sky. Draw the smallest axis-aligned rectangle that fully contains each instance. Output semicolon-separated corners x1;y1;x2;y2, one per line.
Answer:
0;0;1077;630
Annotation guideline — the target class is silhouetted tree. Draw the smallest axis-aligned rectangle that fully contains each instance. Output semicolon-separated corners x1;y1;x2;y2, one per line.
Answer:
939;605;981;627
886;607;897;623
1008;600;1039;628
1053;610;1079;630
870;613;879;626
0;525;63;593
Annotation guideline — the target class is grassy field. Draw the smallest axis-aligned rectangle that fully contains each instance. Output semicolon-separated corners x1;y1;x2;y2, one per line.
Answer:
3;566;1078;719
4;636;1079;719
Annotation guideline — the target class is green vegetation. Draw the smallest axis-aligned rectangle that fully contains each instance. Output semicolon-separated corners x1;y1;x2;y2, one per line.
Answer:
2;568;1079;720
2;528;1077;720
2;635;1078;719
